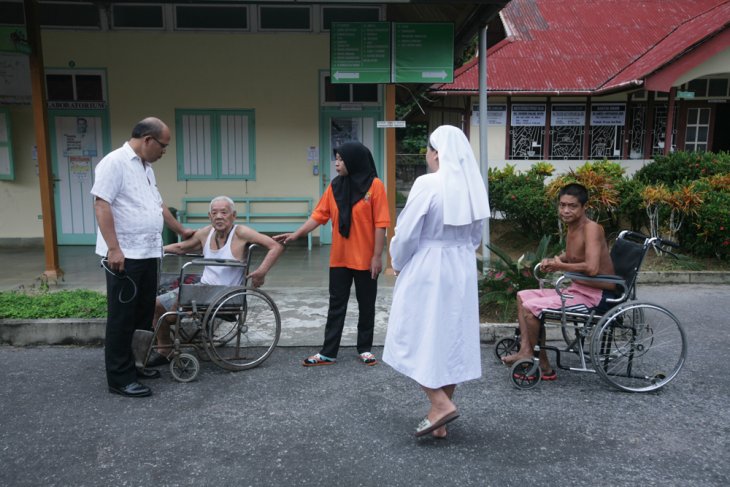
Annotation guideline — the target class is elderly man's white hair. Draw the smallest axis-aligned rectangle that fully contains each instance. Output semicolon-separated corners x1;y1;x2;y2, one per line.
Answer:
209;195;235;213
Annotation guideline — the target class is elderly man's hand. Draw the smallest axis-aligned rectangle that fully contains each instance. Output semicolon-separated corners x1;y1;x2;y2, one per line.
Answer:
247;269;265;288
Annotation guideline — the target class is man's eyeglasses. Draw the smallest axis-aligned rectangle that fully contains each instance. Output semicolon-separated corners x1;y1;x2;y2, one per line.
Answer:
147;136;169;149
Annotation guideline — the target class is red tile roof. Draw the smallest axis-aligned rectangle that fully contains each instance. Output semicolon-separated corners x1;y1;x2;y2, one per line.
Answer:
431;0;730;95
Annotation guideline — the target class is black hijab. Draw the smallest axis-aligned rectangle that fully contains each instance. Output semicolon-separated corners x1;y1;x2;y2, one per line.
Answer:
331;141;378;238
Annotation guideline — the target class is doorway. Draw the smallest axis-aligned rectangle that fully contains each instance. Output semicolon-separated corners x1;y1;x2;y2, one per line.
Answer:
318;109;383;244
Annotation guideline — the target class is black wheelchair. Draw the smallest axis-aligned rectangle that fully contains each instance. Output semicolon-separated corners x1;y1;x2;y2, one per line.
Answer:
138;244;281;382
494;231;687;393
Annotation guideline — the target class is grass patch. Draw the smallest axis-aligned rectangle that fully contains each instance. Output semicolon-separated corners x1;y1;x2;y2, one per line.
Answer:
0;289;107;319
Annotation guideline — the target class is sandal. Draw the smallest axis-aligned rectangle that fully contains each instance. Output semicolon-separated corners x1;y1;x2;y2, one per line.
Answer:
303;353;336;367
359;352;377;366
512;369;557;381
541;370;557;381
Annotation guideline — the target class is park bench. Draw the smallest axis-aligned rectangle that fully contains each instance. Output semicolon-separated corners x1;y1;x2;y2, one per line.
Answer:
176;196;314;250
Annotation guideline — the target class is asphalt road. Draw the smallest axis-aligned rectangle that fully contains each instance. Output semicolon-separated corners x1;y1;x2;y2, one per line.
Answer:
1;284;729;487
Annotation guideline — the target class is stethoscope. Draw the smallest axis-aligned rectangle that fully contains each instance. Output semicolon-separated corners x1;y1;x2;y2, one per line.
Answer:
100;257;137;304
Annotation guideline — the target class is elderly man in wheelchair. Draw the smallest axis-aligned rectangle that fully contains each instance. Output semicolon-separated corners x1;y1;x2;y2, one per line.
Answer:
497;183;687;392
501;183;615;380
145;195;284;376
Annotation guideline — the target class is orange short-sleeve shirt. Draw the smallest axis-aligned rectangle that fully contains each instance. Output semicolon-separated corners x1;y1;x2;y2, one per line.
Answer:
311;178;391;270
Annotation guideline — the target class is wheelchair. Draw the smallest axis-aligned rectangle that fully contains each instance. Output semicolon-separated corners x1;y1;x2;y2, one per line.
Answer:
140;244;281;382
494;231;687;393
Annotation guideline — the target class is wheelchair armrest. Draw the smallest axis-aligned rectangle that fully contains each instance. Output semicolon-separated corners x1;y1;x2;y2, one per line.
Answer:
532;262;557;290
562;272;628;303
189;258;247;268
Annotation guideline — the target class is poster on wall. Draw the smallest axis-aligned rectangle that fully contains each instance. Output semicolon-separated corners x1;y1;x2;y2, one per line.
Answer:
511;104;546;126
62;117;98;157
591;104;626;126
0;53;31;105
551;105;586;126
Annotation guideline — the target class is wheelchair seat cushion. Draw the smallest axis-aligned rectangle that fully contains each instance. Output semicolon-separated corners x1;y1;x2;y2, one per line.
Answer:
540;288;620;319
518;283;603;318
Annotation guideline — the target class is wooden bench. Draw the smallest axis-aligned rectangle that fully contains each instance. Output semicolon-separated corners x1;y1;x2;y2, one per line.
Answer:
176;196;314;250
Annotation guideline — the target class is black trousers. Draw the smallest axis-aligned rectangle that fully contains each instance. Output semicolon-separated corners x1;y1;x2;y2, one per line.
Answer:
320;267;378;358
104;258;158;388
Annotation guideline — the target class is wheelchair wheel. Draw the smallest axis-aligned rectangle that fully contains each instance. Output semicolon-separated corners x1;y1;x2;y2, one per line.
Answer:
202;286;281;371
494;337;520;361
510;359;541;390
589;302;687;393
170;353;199;382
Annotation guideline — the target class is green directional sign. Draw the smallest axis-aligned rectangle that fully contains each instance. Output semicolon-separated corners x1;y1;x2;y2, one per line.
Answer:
393;23;454;83
330;22;391;84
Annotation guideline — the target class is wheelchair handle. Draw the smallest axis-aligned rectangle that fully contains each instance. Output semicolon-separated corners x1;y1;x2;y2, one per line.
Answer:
618;230;679;249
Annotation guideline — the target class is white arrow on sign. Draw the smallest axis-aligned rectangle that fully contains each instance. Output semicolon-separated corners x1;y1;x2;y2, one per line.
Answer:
422;71;448;79
333;71;360;80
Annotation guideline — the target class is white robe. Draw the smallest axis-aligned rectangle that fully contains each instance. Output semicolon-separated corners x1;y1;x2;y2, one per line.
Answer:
383;172;483;389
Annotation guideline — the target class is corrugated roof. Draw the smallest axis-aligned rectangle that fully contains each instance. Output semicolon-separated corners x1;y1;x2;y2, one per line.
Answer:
432;0;730;95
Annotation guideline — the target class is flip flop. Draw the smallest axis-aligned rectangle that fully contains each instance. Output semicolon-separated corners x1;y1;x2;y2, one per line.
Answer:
415;410;460;437
541;370;558;381
512;370;557;381
359;352;377;366
302;353;336;367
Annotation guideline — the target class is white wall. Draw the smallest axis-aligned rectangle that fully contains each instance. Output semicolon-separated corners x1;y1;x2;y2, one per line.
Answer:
0;30;332;239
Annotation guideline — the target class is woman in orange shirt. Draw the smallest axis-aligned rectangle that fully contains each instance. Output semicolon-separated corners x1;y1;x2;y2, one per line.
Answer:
275;142;391;366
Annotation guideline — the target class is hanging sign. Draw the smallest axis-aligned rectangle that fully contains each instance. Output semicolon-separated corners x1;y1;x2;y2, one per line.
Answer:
590;104;626;125
511;104;546;126
392;23;454;83
330;22;391;84
551;105;586;126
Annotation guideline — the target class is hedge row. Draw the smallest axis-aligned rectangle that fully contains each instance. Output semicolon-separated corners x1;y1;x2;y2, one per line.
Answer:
488;151;730;259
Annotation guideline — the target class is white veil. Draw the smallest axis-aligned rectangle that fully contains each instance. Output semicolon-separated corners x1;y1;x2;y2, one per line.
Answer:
429;125;490;226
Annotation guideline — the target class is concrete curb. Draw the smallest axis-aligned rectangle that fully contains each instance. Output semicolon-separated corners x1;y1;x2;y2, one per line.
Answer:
0;319;105;346
0;319;518;347
638;271;730;284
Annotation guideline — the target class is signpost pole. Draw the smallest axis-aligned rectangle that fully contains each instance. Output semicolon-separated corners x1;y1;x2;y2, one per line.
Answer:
385;84;397;274
479;25;490;272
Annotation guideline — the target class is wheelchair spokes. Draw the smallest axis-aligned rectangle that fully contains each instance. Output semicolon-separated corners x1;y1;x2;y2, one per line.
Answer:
203;287;281;371
590;303;687;393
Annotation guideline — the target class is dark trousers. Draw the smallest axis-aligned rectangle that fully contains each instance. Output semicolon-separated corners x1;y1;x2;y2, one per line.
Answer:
104;258;158;388
320;267;378;358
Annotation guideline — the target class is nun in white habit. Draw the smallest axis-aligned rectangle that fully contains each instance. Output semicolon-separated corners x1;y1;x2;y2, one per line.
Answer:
383;124;489;439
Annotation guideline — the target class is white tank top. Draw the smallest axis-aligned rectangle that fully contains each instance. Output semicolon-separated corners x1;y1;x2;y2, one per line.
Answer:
200;225;245;286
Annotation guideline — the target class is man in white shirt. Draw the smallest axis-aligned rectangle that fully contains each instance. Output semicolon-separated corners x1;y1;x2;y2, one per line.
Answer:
92;117;194;398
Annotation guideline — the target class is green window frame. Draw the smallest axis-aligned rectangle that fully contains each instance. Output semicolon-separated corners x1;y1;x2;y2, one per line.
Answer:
175;109;256;181
0;109;14;180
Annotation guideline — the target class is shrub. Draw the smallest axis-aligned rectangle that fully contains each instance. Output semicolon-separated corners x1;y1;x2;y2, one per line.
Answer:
677;178;730;259
634;151;730;186
615;177;646;234
480;236;558;321
489;164;557;239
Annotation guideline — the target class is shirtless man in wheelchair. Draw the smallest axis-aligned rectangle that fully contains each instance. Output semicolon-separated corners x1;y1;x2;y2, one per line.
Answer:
148;195;284;366
501;183;615;380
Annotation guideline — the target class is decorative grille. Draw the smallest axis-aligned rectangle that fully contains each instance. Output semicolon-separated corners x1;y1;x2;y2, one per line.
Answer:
510;126;544;159
590;126;622;159
550;126;583;159
628;106;646;159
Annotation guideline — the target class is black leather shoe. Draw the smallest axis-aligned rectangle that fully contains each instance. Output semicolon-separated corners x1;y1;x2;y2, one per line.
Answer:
146;353;171;368
108;382;152;397
136;368;161;379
